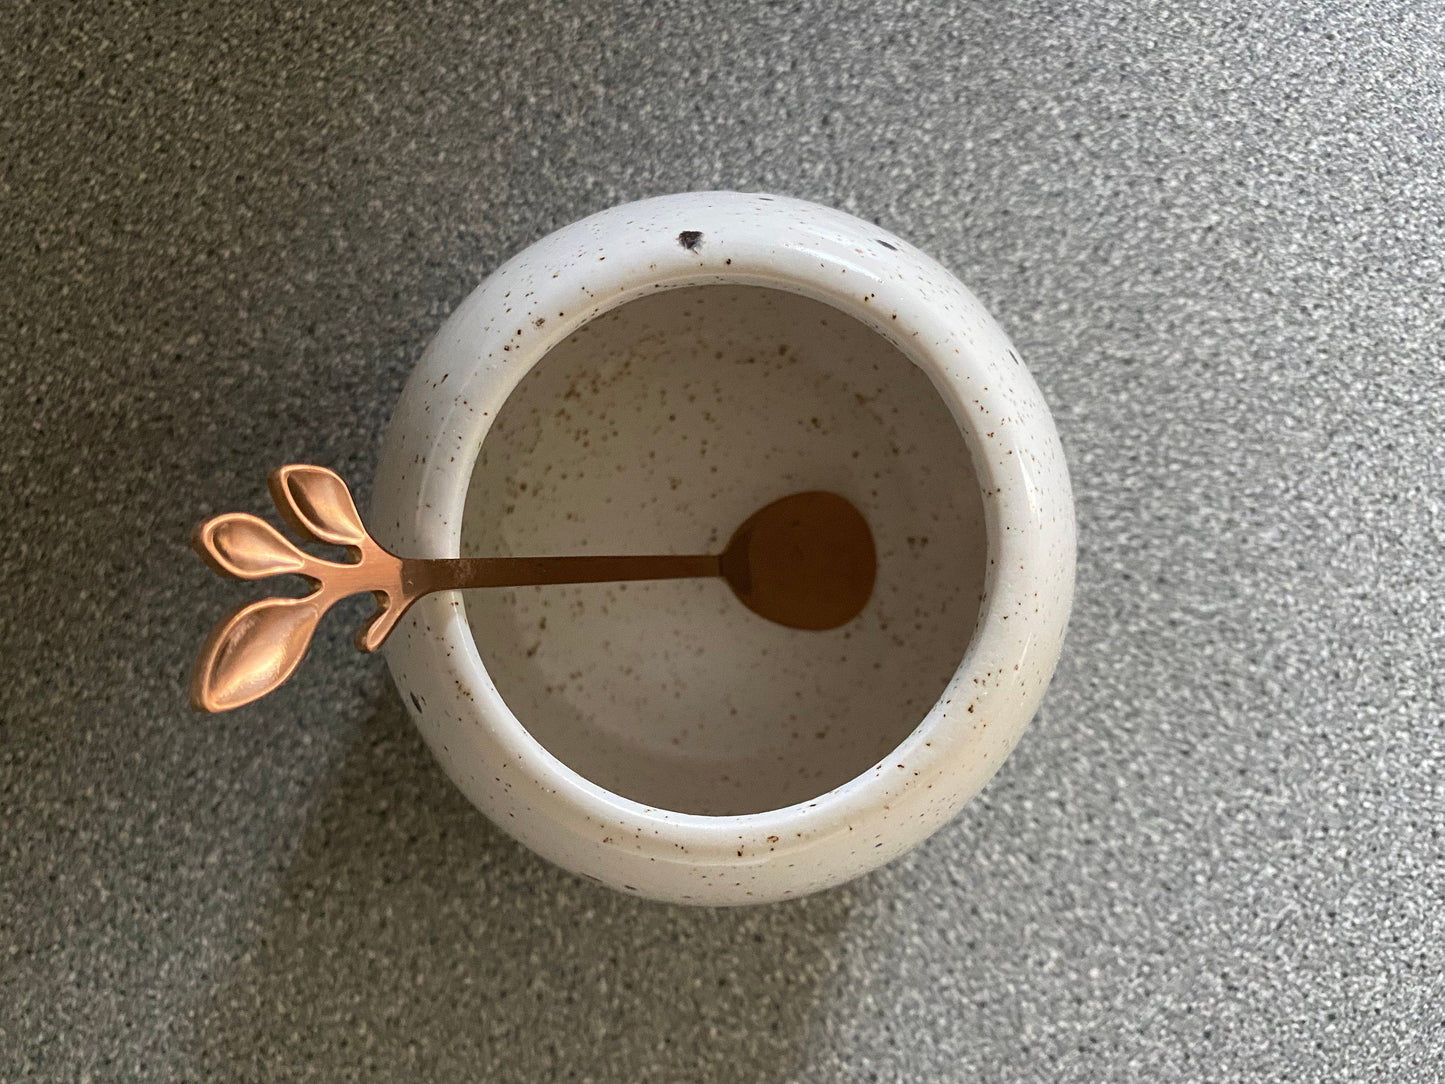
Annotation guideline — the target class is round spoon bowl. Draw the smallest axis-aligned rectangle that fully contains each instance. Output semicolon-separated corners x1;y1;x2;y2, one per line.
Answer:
719;490;876;632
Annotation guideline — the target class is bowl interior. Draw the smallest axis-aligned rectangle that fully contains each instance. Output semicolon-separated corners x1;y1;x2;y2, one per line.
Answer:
460;285;986;815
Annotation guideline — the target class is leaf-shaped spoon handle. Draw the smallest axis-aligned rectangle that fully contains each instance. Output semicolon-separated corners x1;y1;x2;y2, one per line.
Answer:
191;466;414;712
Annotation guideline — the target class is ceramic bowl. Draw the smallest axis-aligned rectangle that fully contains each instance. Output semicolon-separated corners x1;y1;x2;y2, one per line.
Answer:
372;191;1074;904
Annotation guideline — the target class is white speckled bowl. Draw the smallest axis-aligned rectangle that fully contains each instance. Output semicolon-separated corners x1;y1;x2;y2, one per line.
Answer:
372;192;1074;905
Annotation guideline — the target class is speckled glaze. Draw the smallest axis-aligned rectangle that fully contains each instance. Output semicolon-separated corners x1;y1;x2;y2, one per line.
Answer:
372;192;1074;905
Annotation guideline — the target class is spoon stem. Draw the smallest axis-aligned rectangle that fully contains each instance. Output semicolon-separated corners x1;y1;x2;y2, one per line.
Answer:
403;552;721;594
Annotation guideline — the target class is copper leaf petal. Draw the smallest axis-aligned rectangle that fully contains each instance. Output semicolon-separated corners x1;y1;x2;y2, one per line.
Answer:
270;465;368;547
191;595;326;711
194;513;309;580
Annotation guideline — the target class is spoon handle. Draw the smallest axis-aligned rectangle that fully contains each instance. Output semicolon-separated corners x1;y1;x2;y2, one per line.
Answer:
405;552;719;593
190;464;725;714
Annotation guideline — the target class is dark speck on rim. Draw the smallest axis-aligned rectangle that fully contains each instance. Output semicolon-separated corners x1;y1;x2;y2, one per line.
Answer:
678;230;704;252
409;691;424;713
877;239;898;251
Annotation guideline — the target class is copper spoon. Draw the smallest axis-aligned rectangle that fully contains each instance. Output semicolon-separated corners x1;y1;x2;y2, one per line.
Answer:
191;465;876;713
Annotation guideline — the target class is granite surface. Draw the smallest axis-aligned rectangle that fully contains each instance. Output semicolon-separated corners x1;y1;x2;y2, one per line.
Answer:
2;1;1443;1080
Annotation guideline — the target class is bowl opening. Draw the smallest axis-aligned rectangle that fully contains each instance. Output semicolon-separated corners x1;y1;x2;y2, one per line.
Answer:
459;283;988;816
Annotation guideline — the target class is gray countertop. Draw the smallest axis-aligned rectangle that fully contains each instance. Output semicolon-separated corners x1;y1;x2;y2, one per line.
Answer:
3;1;1442;1079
